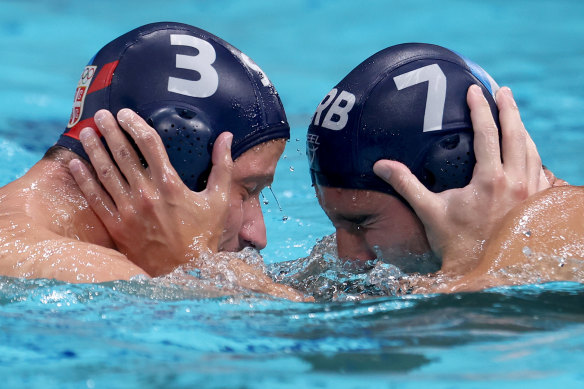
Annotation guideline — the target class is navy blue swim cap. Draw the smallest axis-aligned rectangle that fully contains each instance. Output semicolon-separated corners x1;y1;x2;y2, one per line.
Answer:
57;22;289;191
307;43;499;196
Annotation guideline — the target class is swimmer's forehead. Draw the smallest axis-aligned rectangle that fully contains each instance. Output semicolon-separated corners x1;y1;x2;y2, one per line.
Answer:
316;185;399;217
233;138;286;186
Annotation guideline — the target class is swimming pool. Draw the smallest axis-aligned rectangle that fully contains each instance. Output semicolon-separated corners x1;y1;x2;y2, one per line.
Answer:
1;0;583;387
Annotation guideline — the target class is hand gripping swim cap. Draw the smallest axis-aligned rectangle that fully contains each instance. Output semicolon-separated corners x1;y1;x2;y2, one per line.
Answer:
307;43;499;196
57;22;289;191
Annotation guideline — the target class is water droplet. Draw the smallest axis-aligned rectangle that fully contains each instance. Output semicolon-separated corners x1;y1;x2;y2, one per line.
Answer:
282;216;289;222
268;186;283;212
260;191;269;205
523;230;531;237
289;166;295;172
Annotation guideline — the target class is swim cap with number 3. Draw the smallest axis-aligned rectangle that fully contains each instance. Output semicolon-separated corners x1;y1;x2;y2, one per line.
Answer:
58;22;289;190
307;43;499;196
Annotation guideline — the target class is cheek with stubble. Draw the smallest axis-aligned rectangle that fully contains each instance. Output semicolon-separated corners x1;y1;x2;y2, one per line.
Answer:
335;228;377;262
366;217;431;261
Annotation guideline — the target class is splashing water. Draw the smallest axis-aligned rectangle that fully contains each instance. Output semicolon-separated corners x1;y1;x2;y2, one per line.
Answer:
266;234;584;302
268;234;424;301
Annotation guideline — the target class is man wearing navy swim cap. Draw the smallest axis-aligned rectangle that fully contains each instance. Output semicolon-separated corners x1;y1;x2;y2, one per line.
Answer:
0;22;304;300
307;43;577;292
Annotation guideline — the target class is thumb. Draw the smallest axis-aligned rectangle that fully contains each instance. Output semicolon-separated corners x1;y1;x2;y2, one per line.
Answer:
373;159;436;218
206;132;234;199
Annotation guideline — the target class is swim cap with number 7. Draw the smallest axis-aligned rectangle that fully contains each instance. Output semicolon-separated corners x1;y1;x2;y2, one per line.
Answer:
58;22;289;191
307;43;499;196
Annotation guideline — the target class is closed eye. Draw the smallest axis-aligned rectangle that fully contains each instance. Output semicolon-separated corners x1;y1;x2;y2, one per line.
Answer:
331;214;374;230
244;184;258;196
241;175;273;197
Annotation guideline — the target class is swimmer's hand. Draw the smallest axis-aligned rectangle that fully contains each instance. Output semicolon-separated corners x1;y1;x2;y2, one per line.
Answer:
69;109;233;277
373;85;551;275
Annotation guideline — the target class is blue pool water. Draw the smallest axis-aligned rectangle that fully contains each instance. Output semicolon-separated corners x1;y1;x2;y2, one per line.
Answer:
1;0;583;387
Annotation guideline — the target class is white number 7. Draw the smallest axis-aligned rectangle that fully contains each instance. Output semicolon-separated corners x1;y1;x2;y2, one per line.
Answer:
393;64;446;132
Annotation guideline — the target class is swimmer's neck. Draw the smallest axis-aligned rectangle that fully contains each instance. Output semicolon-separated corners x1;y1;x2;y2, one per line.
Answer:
3;154;116;248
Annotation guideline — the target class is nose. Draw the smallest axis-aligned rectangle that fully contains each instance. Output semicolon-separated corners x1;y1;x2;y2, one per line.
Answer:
335;228;376;263
239;197;267;250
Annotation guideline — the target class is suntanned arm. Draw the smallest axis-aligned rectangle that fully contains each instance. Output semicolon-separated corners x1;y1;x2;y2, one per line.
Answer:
0;157;149;283
442;185;584;292
0;108;229;284
480;185;584;269
0;229;148;283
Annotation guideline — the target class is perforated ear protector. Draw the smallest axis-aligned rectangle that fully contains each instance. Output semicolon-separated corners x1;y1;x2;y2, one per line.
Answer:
139;103;214;190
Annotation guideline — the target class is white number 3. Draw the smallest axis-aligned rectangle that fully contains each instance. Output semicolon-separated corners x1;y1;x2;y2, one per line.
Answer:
393;64;446;132
168;34;219;98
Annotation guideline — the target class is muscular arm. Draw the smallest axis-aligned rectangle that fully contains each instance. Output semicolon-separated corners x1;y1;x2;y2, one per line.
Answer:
0;229;148;283
442;186;584;292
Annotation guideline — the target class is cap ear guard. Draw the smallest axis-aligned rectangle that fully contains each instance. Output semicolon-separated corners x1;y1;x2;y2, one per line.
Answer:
417;132;475;192
138;103;214;191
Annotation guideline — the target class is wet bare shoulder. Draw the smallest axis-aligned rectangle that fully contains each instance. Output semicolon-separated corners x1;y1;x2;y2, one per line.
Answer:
440;186;584;292
0;217;147;283
482;185;584;268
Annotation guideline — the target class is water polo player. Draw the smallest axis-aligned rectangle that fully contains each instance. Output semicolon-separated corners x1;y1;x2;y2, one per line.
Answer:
58;22;291;273
308;43;552;277
0;22;302;299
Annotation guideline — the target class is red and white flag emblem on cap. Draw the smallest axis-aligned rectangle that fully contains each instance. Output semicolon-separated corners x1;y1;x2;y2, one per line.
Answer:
67;65;97;128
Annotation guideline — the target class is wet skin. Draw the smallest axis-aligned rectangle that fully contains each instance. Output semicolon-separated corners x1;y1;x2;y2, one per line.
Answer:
0;107;285;285
316;185;431;269
66;110;308;300
0;154;145;282
219;139;286;252
443;185;584;292
314;86;554;281
71;109;286;275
